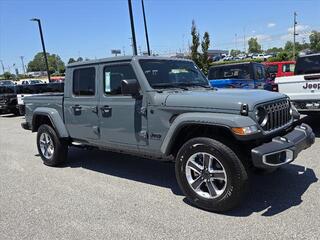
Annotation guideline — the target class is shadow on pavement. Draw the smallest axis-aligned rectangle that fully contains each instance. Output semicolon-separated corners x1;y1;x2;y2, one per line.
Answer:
63;148;183;196
224;164;318;217
62;148;317;216
298;115;320;138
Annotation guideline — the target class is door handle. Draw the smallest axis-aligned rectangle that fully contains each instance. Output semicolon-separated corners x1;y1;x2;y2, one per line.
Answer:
101;105;112;115
72;105;82;113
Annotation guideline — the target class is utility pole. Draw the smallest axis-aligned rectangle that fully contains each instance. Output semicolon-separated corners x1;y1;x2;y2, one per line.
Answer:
243;27;246;53
141;0;151;56
30;18;51;82
293;12;298;60
20;56;26;74
128;0;137;55
0;60;5;74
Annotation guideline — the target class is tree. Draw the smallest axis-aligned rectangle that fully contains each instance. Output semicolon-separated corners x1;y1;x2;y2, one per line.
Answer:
266;47;283;54
248;38;262;53
309;30;320;52
190;20;201;68
230;49;241;57
2;71;15;80
68;58;76;64
27;52;65;74
77;57;83;62
201;32;211;74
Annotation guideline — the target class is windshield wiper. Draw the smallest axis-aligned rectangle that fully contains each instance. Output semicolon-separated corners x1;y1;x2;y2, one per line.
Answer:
177;82;212;89
152;83;189;90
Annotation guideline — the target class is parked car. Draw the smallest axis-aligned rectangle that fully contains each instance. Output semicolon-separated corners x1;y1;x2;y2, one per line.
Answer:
21;79;44;85
264;61;296;78
208;62;276;91
252;53;272;61
22;56;314;212
0;80;15;86
16;82;64;115
0;85;18;115
275;53;320;114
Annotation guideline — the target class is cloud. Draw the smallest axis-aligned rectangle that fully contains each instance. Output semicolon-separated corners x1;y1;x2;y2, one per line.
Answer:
281;24;311;41
267;22;276;28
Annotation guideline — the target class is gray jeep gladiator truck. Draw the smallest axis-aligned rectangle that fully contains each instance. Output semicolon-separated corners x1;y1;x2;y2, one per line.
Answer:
22;56;315;212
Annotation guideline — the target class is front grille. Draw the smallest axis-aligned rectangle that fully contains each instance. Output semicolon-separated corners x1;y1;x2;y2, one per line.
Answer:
260;99;292;131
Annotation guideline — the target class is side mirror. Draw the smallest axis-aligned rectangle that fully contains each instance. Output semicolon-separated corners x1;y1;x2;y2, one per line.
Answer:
270;73;276;81
121;79;139;95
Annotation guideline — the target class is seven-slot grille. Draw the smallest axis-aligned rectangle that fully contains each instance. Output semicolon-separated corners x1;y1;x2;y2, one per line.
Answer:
260;99;292;131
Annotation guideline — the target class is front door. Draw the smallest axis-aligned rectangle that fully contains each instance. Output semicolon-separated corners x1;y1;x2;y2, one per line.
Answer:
98;63;147;147
64;66;100;142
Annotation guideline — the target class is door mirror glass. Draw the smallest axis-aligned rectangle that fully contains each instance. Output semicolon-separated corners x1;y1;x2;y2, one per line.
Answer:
121;79;139;95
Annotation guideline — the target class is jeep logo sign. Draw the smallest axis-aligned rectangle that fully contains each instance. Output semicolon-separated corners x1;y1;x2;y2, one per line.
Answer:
303;83;320;90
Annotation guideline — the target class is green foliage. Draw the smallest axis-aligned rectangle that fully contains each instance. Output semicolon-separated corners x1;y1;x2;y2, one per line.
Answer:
77;57;84;62
201;32;211;74
265;47;283;54
248;38;262;53
2;71;15;80
68;58;76;64
230;49;241;57
190;21;212;73
309;30;320;52
27;52;65;74
268;52;290;62
190;20;201;68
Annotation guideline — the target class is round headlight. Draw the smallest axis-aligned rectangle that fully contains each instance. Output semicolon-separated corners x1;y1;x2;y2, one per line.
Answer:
255;107;268;126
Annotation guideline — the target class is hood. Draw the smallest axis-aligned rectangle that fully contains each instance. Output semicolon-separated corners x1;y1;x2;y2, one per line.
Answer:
164;89;286;111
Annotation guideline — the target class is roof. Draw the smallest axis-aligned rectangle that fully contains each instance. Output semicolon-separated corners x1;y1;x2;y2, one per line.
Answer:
67;55;193;68
209;62;262;69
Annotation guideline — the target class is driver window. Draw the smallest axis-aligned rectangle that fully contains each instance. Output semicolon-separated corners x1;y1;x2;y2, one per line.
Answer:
104;64;137;95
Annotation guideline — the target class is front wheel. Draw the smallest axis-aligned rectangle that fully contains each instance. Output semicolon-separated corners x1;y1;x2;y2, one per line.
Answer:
175;137;248;212
37;124;68;166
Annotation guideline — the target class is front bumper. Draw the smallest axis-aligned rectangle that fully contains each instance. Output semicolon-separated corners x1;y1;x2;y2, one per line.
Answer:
21;122;31;130
251;123;315;169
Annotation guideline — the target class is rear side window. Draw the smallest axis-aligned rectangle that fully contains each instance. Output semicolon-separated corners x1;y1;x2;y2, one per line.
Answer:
282;63;295;73
208;65;251;80
295;55;320;75
254;65;265;80
103;64;136;95
73;67;95;96
266;65;278;74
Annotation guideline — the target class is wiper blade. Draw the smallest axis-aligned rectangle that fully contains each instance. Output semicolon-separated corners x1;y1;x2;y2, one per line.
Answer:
152;83;189;90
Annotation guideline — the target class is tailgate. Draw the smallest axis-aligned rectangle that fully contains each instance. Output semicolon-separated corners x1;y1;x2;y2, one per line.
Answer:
276;74;320;100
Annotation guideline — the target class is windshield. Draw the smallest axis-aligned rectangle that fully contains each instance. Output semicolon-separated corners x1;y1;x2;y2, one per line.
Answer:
295;55;320;75
208;65;251;80
139;59;209;88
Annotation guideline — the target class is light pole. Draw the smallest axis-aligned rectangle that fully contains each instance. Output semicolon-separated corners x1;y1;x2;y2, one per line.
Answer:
128;0;137;55
141;0;151;56
30;18;51;82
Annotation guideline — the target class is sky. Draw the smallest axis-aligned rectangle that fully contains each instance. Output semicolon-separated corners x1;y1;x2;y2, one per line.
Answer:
0;0;319;73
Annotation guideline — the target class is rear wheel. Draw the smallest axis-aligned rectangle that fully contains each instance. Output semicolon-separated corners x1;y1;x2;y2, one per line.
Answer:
175;137;248;212
37;124;68;166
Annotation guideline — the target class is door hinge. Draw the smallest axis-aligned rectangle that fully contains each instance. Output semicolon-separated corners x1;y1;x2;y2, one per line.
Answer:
139;130;148;139
140;107;147;116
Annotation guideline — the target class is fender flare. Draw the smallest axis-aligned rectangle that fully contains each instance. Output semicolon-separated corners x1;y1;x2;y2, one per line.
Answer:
32;107;69;138
160;112;257;155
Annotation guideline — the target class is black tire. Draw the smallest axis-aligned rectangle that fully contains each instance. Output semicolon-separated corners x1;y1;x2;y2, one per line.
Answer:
36;124;68;166
175;137;248;212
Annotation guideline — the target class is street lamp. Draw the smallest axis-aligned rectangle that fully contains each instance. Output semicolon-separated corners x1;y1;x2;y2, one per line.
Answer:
30;18;51;82
141;0;151;56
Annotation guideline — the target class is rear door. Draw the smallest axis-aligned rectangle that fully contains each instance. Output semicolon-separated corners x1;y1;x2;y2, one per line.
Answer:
64;66;100;142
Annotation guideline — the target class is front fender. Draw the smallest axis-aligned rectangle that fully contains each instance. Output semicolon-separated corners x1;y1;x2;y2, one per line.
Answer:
160;112;257;155
32;107;69;138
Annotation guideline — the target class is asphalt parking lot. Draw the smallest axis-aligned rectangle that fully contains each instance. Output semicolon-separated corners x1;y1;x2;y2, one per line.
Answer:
0;115;319;240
